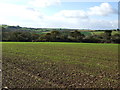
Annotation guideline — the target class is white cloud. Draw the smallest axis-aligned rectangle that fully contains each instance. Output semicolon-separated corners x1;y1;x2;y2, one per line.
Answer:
54;10;88;19
52;2;117;20
28;0;61;8
34;15;117;29
0;3;44;22
87;3;117;16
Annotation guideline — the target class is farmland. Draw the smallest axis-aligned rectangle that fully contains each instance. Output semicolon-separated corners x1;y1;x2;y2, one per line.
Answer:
91;31;119;35
2;42;119;88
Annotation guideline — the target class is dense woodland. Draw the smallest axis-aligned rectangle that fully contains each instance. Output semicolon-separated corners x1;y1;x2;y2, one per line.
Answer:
1;25;120;43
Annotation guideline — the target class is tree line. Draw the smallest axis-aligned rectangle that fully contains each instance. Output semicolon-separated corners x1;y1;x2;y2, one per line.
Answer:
2;30;120;43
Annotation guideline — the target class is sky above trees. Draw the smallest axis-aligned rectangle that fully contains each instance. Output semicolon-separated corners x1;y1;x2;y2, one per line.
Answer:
0;0;119;29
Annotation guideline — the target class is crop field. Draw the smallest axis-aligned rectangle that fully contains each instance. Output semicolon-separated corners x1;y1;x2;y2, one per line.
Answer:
2;42;119;88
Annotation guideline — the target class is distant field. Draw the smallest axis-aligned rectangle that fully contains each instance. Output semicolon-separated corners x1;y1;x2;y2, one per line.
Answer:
2;42;119;88
91;31;119;35
37;31;119;36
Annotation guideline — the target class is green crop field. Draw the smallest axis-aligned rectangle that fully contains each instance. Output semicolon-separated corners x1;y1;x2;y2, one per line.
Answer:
2;42;119;88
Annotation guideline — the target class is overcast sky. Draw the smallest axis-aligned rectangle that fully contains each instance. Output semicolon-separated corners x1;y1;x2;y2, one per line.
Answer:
0;0;118;29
